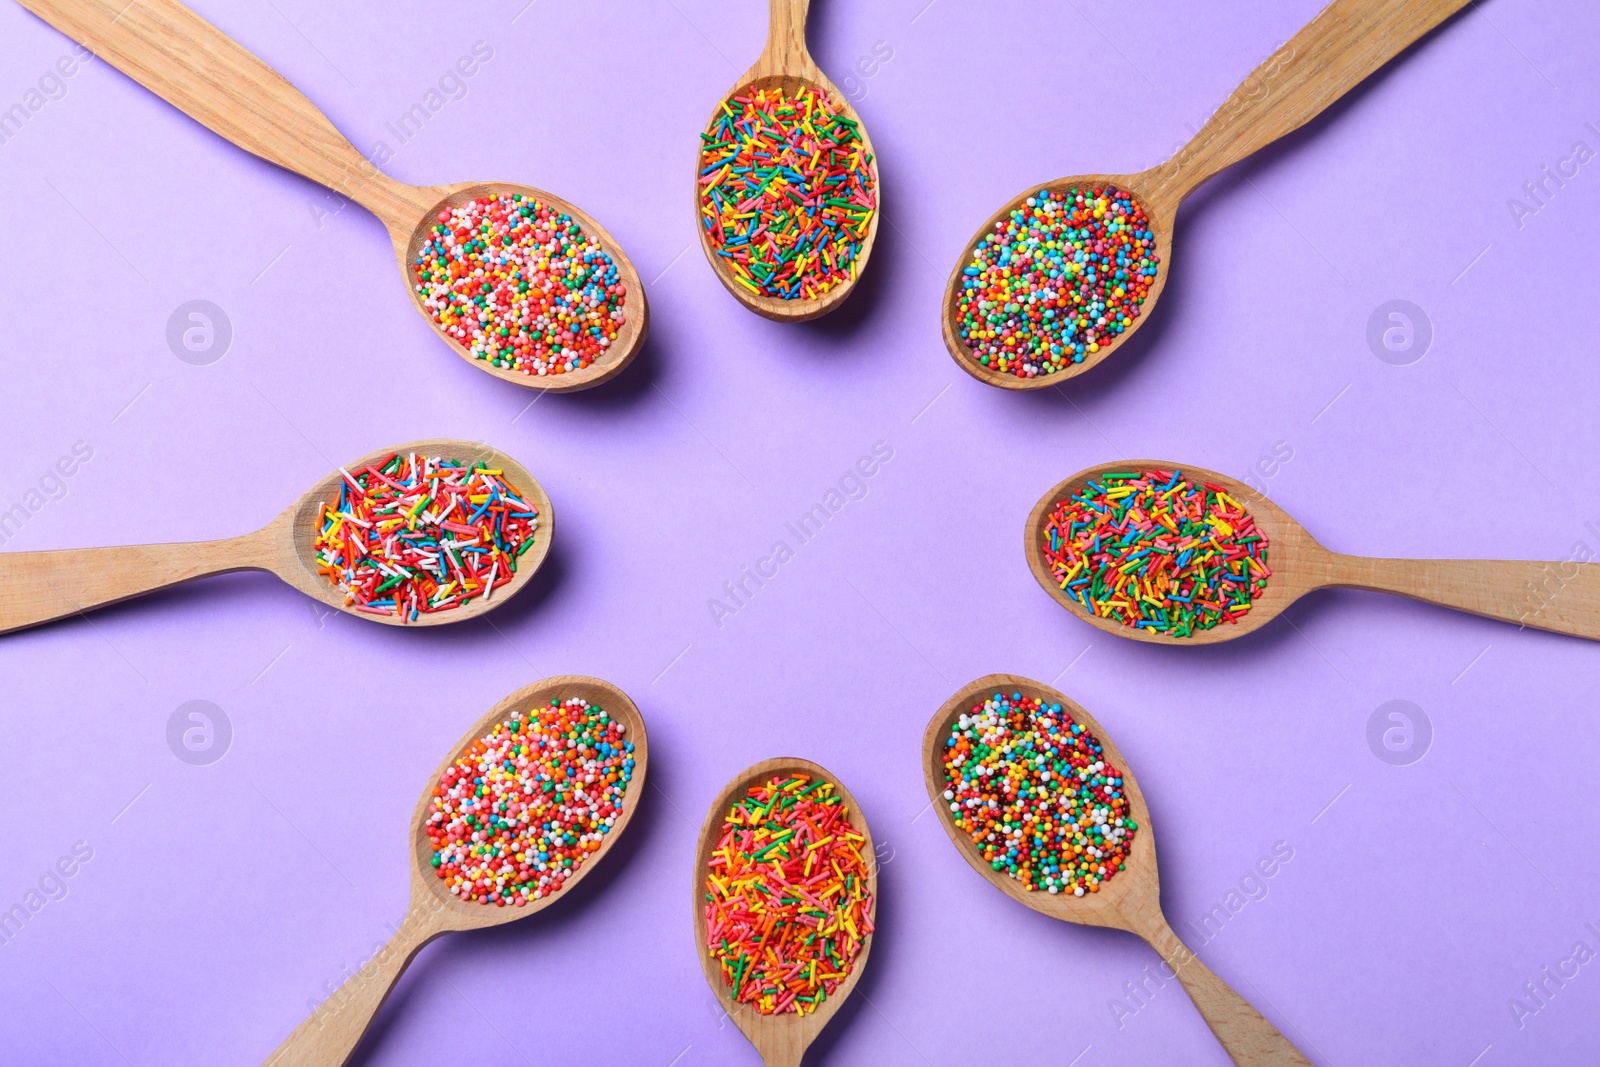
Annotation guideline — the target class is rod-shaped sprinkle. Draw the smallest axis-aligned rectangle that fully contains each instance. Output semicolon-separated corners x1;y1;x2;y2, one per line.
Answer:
1042;469;1269;637
704;774;874;1015
313;452;539;621
698;86;877;301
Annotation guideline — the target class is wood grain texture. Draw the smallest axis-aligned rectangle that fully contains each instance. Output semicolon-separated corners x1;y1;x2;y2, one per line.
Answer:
19;0;647;392
1141;0;1472;206
694;0;880;322
692;757;876;1067
1324;555;1600;639
0;439;552;636
1024;460;1600;645
265;676;649;1067
941;0;1471;388
0;531;275;635
14;0;419;218
923;676;1311;1066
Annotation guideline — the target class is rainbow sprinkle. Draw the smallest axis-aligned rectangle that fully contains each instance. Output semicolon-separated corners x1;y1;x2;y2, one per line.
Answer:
704;773;874;1015
956;185;1158;377
941;690;1136;896
426;696;634;906
413;193;626;377
1042;469;1269;637
698;85;877;301
313;452;539;620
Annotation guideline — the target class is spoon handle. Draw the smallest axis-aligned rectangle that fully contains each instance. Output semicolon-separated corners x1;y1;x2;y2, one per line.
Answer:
761;0;813;75
17;0;414;217
1137;915;1314;1066
1146;0;1471;207
0;532;274;635
1327;555;1600;640
264;909;441;1067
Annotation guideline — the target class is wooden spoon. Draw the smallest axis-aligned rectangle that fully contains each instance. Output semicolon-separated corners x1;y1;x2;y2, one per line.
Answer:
924;674;1311;1066
695;0;881;322
20;0;647;392
0;438;552;635
941;0;1470;389
264;675;648;1066
1026;460;1600;645
692;757;877;1067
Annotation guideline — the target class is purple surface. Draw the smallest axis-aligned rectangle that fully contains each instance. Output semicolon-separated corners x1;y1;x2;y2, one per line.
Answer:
2;0;1599;1063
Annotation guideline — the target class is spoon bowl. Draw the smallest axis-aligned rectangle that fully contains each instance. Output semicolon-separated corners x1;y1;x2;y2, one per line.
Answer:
1025;460;1311;646
1027;460;1600;645
942;172;1176;389
21;0;647;392
280;438;555;626
395;181;648;391
922;675;1156;930
941;0;1472;388
696;0;881;322
922;675;1310;1065
266;675;648;1066
692;757;876;1067
0;438;553;635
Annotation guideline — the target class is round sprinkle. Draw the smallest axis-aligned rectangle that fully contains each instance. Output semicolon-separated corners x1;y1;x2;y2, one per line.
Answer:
313;452;540;621
425;696;635;907
1042;469;1270;638
697;85;877;301
956;185;1158;377
412;193;627;377
704;773;874;1015
942;690;1136;896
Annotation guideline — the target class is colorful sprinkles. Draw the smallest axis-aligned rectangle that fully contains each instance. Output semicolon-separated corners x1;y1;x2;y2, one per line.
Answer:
313;452;539;621
704;773;874;1015
955;185;1159;377
698;85;877;301
413;193;627;377
1042;469;1270;638
941;690;1136;896
425;696;635;906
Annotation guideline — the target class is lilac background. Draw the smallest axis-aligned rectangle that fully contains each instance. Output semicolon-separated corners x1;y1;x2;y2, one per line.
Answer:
2;0;1599;1063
